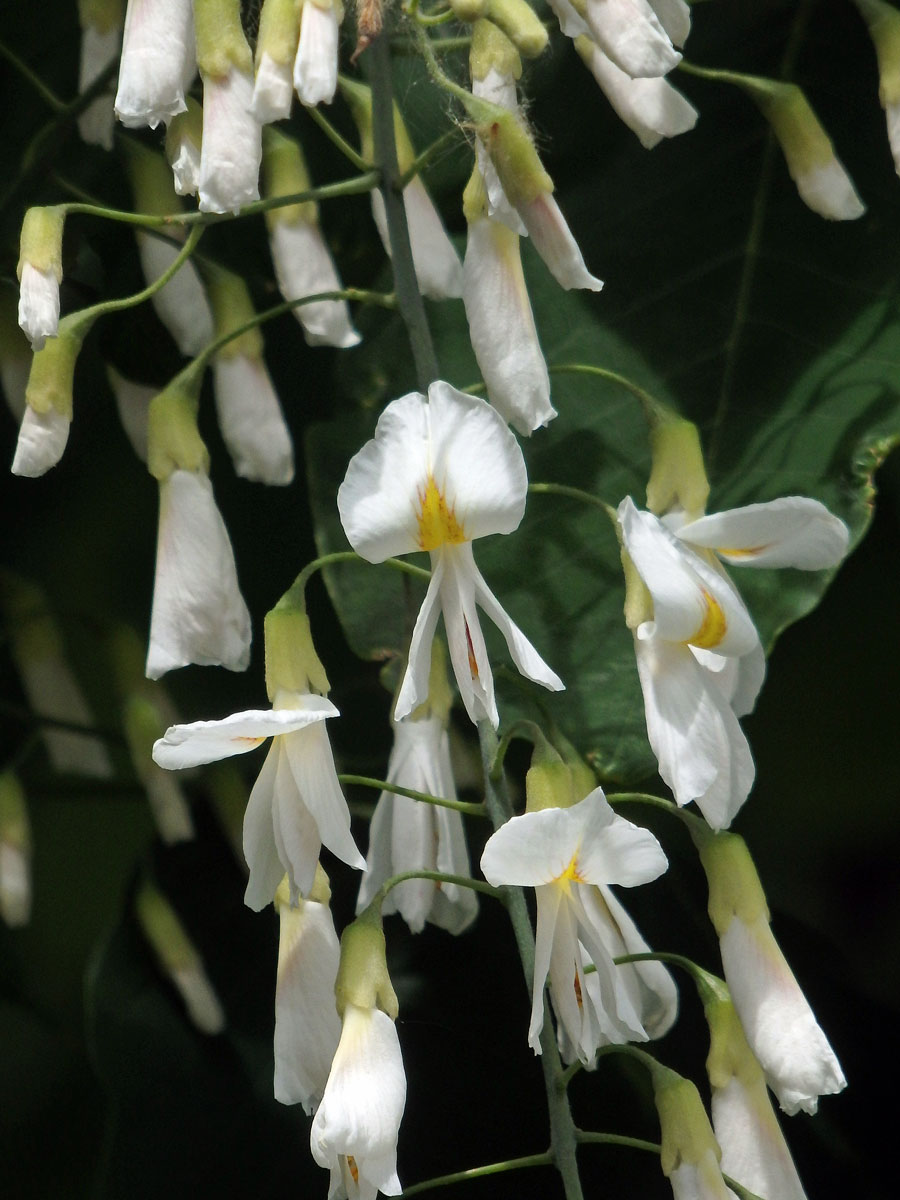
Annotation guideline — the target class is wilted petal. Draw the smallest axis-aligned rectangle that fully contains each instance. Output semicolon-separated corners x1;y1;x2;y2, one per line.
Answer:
674;497;850;570
213;355;294;485
136;232;214;357
115;0;196;128
18;264;59;352
152;698;338;769
198;68;263;214
268;220;361;348
11;404;70;477
517;192;603;292
146;469;252;679
294;0;339;107
252;50;294;122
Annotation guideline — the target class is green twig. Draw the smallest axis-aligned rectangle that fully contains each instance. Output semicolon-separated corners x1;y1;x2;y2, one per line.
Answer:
547;362;671;426
400;1152;553;1196
338;774;486;818
278;551;431;612
0;40;65;111
528;481;615;519
378;868;502;904
399;127;463;189
305;106;372;171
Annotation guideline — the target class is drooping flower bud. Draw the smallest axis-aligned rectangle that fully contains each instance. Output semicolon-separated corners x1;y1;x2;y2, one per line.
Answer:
77;0;124;149
480;0;548;59
17;207;65;352
252;0;301;121
855;0;900;173
652;1065;731;1200
165;99;203;197
115;0;197;129
13;316;84;477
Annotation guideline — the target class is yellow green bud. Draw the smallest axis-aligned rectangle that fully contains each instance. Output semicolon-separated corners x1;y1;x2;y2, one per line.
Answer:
470;18;522;81
450;0;489;23
525;754;578;813
646;418;710;520
653;1067;724;1180
17;207;65;282
474;106;553;209
856;0;900;106
25;319;83;421
122;139;182;217
194;0;253;76
146;379;209;480
704;988;764;1093
693;829;770;936
262;126;317;229
334;905;399;1018
483;0;547;59
264;607;331;700
255;0;302;70
462;165;489;224
205;266;264;361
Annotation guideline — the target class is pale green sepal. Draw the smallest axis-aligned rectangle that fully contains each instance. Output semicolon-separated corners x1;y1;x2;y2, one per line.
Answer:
256;0;302;69
262;126;317;229
275;862;332;907
620;544;654;630
0;771;30;854
78;0;124;33
471;104;553;208
704;988;765;1093
122;138;183;216
856;0;900;106
483;0;548;58
525;757;577;813
470;17;522;81
450;0;489;23
264;607;331;701
646;418;710;520
194;0;253;76
338;75;375;160
146;380;208;481
692;828;770;935
204;266;264;361
653;1066;723;1177
25;319;84;420
334;904;399;1019
17;207;65;282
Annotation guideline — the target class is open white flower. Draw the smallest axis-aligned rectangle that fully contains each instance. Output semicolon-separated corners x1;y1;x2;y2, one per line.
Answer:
294;0;340;107
212;355;294;485
198;68;263;214
480;788;669;1060
338;382;563;727
310;1003;406;1199
274;873;342;1111
268;220;361;348
115;0;196;128
136;232;215;357
357;713;478;936
153;689;365;907
146;468;252;679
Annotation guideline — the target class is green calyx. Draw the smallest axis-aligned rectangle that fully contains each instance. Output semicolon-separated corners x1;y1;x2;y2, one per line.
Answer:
262;126;317;228
692;829;770;935
194;0;253;77
122;139;183;218
471;104;552;209
470;18;523;81
264;607;331;701
255;0;302;69
653;1067;722;1177
334;905;399;1019
25;319;85;420
18;206;65;281
204;267;265;361
146;379;208;481
482;0;547;59
646;418;710;520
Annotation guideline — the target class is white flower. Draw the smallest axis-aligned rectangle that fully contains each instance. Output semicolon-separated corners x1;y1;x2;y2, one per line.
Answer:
77;21;122;150
574;35;698;149
671;496;850;570
294;0;340;107
310;1003;406;1199
719;915;846;1116
12;403;71;478
252;50;295;123
212;355;294;484
480;789;669;1060
357;714;478;935
274;880;342;1111
153;690;366;907
146;468;252;679
337;382;563;727
115;0;196;129
268;220;361;348
371;178;464;301
462;213;553;436
136;232;215;357
581;0;682;79
198;68;263;214
18;265;59;353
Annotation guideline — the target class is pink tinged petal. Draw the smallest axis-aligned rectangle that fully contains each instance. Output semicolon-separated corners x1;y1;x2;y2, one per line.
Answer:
282;722;366;874
675;497;850;570
212;355;294;485
619;498;759;657
198;68;262;214
370;180;464;300
268;221;361;349
136;232;215;357
310;1005;406;1195
578;39;698;150
719;917;846;1115
711;1076;809;1200
294;1;339;107
529;884;563;1051
584;0;681;79
649;0;691;46
633;633;755;829
242;741;290;911
462;217;555;436
251;51;294;123
18;264;59;351
145;471;252;679
275;899;342;1110
11;404;70;478
78;25;121;150
394;559;445;722
152;698;339;769
115;0;196;128
517;193;603;292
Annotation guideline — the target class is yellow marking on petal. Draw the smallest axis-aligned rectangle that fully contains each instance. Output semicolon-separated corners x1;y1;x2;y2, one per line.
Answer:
573;971;583;1010
346;1156;359;1185
230;736;267;748
717;544;769;559
465;622;479;680
559;851;585;884
416;475;466;551
688;588;727;650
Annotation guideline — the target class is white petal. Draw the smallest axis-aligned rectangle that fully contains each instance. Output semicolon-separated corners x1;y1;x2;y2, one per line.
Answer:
578;39;697;150
619;497;759;657
712;1076;809;1200
10;654;112;777
269;220;361;348
371;179;464;300
115;0;196;129
18;264;59;352
0;841;31;927
282;721;366;874
198;68;263;215
11;404;70;477
145;469;252;679
675;497;850;570
393;559;445;722
648;0;691;46
633;633;755;828
794;160;865;221
517;193;603;292
583;0;681;79
463;217;555;436
720;917;846;1115
243;742;302;911
439;545;498;726
107;367;153;463
667;1154;732;1200
472;70;527;235
548;0;591;38
275;898;342;1110
136;232;214;357
294;1;339;107
152;698;338;769
529;884;563;1051
310;1005;406;1196
252;51;294;123
168;135;202;197
78;25;121;150
213;355;294;484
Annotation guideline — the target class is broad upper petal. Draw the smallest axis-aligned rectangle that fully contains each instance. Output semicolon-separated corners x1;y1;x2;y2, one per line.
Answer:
674;497;850;570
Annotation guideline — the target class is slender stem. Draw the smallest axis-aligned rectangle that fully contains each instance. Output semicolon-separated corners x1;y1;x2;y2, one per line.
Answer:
79;225;205;322
399;128;462;189
576;1130;661;1155
605;791;678;816
368;30;440;390
279;551;431;612
528;482;615;520
0;40;65;110
410;4;455;27
305;106;372;171
490;719;545;782
400;1152;553;1196
478;721;585;1200
547;362;671;426
411;22;476;107
338;774;486;818
378;868;502;903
